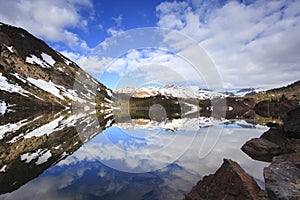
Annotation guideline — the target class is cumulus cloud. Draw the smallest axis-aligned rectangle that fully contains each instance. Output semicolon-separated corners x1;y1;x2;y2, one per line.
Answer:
0;0;93;51
60;50;112;74
99;48;209;87
156;0;300;88
106;14;124;36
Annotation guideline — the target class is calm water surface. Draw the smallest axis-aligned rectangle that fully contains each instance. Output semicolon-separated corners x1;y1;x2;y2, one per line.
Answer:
0;110;269;200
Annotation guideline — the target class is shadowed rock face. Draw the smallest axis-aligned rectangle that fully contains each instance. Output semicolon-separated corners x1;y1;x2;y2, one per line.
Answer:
284;106;300;139
260;128;287;152
264;161;300;200
242;107;300;162
185;159;261;200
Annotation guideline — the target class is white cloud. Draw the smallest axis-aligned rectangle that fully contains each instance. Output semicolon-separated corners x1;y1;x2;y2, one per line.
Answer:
99;48;207;86
60;50;112;74
105;14;124;37
106;28;124;37
112;14;123;27
156;0;300;88
0;0;93;51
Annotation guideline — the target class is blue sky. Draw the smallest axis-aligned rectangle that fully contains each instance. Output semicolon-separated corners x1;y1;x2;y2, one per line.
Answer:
0;0;299;89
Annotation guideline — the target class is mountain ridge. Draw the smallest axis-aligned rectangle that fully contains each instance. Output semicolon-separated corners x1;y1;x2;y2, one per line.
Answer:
0;22;110;112
113;80;300;101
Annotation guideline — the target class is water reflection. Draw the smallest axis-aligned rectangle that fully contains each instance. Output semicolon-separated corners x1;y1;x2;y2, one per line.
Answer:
0;109;106;195
0;108;269;200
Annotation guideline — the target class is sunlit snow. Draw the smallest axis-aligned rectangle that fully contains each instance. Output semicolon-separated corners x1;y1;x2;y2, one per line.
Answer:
0;73;29;96
27;78;64;100
24;116;64;138
41;53;55;66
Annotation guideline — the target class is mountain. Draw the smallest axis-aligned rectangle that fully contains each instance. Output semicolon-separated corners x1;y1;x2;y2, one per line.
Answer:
114;80;300;102
225;88;264;97
114;85;225;100
0;22;111;111
252;80;300;101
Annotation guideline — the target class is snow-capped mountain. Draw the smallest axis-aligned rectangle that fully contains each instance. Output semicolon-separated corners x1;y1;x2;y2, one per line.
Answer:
114;85;225;100
226;88;264;97
114;85;266;100
0;22;110;111
113;117;266;132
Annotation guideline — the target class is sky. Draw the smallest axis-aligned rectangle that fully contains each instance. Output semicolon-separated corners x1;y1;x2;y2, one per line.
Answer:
0;0;299;90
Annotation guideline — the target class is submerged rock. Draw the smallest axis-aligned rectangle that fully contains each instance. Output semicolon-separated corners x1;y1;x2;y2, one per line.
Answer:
241;138;282;162
264;161;300;200
185;159;261;200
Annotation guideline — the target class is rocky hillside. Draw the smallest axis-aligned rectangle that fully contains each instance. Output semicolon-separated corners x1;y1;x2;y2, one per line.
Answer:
250;80;300;101
0;22;111;110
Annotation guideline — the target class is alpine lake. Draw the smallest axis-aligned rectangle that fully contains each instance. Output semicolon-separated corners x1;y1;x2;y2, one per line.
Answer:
0;96;274;200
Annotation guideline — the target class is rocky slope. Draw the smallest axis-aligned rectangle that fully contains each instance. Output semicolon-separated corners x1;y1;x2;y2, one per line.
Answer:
252;80;300;101
0;22;111;111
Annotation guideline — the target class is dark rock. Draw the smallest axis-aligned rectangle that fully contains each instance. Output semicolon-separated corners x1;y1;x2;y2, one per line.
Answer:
286;139;300;153
284;107;300;139
265;122;280;128
260;128;287;152
254;100;298;119
257;190;269;200
264;161;300;200
273;153;300;169
185;159;261;200
241;138;282;162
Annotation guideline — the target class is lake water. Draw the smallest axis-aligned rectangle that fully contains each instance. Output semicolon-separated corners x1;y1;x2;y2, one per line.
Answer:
0;110;269;200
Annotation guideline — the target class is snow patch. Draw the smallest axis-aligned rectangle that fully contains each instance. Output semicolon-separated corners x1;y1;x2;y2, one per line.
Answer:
26;55;45;67
0;101;7;115
21;150;41;163
0;165;7;172
104;97;113;103
12;73;26;83
36;150;52;165
21;149;52;165
27;78;64;100
0;119;28;140
0;73;29;96
105;119;113;127
61;89;86;103
24;116;64;138
106;89;113;97
41;53;56;66
4;45;13;53
26;53;54;68
114;85;225;100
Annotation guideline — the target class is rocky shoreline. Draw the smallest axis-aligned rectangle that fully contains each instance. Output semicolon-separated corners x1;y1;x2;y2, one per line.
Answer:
186;106;300;200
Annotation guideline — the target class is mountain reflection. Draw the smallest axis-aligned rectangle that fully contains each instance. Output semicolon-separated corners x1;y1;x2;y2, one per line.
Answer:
0;109;108;194
0;105;273;197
